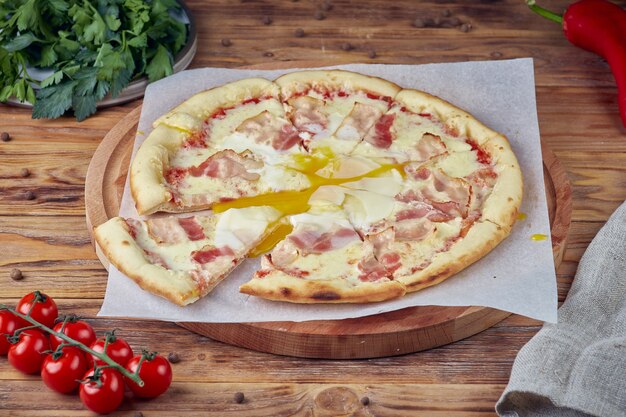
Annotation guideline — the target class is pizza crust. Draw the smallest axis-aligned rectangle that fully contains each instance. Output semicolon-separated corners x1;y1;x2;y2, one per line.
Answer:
480;134;523;231
154;78;279;131
275;70;401;100
396;221;507;292
239;264;406;303
130;125;187;215
394;89;501;145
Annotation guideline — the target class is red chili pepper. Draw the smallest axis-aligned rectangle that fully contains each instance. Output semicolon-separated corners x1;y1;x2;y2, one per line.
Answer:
528;0;626;128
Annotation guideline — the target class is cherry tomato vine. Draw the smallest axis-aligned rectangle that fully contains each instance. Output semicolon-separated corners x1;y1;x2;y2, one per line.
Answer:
0;290;173;414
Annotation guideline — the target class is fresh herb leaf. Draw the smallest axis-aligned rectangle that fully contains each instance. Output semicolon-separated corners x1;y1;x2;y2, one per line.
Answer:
3;33;38;52
72;94;97;121
39;44;58;67
41;70;64;87
1;0;189;121
32;80;78;119
145;44;172;82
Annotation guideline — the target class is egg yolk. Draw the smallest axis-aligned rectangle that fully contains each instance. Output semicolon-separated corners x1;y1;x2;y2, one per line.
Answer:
212;148;406;256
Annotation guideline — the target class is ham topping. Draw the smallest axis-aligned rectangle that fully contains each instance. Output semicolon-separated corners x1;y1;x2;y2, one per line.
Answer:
357;255;389;282
146;217;187;244
394;218;435;241
165;167;186;186
363;113;395;149
335;103;383;141
287;96;328;134
395;204;455;223
124;218;141;239
178;217;205;241
289;227;360;255
236;111;301;151
191;246;235;264
144;250;169;269
358;229;401;281
415;133;447;161
397;168;472;218
269;226;360;268
188;150;262;181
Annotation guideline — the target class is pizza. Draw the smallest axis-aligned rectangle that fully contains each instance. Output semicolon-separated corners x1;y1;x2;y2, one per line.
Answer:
94;69;523;306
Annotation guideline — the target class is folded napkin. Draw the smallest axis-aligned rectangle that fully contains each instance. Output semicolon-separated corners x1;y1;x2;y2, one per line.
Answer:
496;201;626;417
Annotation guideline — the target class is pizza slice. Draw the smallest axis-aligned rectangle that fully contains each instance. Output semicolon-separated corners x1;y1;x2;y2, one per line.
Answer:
239;207;406;303
277;70;401;155
130;78;311;215
94;206;281;306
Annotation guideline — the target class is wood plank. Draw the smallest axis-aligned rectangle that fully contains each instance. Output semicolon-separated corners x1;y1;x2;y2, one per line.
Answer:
0;297;535;385
1;0;625;412
0;382;505;417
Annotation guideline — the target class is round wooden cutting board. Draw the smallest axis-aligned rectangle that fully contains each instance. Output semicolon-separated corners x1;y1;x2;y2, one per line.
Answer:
85;96;572;360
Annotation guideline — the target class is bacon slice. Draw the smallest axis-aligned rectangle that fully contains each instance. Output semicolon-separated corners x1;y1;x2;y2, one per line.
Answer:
363;113;395;149
466;167;498;189
269;225;360;268
335;103;383;141
165;167;187;186
191;246;235;264
415;133;447;161
357;255;389;282
397;169;472;218
395;203;455;223
405;165;432;181
237;111;301;151
178;217;205;241
146;217;187;244
125;218;141;239
395;218;435;241
144;250;169;269
358;228;401;281
188;150;261;181
288;227;360;255
287;96;328;134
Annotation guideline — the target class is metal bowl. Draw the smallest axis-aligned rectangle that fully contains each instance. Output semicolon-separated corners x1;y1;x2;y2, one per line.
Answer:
6;0;197;110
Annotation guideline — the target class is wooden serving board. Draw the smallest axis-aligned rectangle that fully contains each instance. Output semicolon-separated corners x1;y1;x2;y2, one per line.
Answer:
85;99;572;361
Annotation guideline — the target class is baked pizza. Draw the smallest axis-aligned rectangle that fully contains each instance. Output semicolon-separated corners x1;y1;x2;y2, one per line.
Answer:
94;70;523;306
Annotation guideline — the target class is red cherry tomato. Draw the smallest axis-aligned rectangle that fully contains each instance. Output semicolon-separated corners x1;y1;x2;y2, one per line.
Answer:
16;291;58;328
89;333;133;367
125;352;172;398
0;310;26;355
79;368;125;414
8;329;50;374
50;320;96;350
41;346;89;394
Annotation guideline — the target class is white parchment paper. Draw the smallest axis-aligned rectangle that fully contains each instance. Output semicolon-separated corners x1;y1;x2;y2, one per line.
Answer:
98;59;558;323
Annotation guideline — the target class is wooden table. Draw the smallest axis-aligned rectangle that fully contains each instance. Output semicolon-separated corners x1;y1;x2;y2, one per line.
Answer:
1;1;625;415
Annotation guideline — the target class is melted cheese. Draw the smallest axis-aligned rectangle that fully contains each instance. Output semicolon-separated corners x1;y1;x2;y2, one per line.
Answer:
170;99;285;168
436;150;481;178
134;220;216;271
214;206;281;251
343;190;396;230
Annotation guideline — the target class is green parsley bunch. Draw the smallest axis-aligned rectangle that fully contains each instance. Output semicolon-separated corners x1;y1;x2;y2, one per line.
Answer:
0;0;188;121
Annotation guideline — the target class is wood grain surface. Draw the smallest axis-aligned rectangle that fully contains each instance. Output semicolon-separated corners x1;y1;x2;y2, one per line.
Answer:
1;0;626;415
83;101;570;359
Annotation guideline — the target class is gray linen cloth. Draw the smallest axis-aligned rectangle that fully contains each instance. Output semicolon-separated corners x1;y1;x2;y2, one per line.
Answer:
496;200;626;417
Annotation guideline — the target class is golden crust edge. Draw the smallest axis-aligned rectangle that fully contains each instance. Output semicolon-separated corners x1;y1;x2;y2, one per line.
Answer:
397;221;511;292
239;265;406;304
275;69;402;100
153;77;280;131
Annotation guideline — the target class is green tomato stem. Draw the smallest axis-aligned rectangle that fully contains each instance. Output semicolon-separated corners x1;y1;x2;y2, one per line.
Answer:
0;305;144;387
